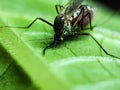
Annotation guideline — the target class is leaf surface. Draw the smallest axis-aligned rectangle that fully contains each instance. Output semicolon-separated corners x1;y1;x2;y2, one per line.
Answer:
0;0;120;90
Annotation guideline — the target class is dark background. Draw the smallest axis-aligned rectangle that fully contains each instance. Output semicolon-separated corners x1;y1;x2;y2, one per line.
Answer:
93;0;120;11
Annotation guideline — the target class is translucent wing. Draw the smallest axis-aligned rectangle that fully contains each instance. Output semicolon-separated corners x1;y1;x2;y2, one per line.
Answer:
64;0;83;15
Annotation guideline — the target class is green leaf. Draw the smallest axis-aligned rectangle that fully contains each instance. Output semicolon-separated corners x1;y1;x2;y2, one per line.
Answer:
0;0;120;90
0;45;37;90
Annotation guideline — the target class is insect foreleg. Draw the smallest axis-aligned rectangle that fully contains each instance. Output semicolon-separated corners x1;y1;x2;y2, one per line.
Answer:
0;17;53;29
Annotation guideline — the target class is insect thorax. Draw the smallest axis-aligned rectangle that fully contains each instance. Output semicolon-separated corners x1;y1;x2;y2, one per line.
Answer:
53;5;94;41
54;14;72;41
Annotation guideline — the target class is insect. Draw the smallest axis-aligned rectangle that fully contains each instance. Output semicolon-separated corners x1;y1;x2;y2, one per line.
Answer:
0;0;120;59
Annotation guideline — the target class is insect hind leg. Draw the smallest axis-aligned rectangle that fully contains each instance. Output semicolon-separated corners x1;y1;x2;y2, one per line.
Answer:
78;32;120;59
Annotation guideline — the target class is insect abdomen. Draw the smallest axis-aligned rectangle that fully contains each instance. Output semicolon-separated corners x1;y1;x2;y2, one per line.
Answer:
70;5;94;29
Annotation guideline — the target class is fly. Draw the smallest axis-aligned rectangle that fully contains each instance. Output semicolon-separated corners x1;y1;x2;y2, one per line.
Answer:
0;0;120;59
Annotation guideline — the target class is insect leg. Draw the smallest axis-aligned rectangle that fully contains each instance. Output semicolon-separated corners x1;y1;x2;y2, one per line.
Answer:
43;40;59;55
0;17;53;29
80;12;93;30
78;32;120;59
72;6;93;30
72;7;85;28
55;5;64;14
80;7;85;30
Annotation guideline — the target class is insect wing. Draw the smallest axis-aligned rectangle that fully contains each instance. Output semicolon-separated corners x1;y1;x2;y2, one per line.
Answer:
64;0;83;15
